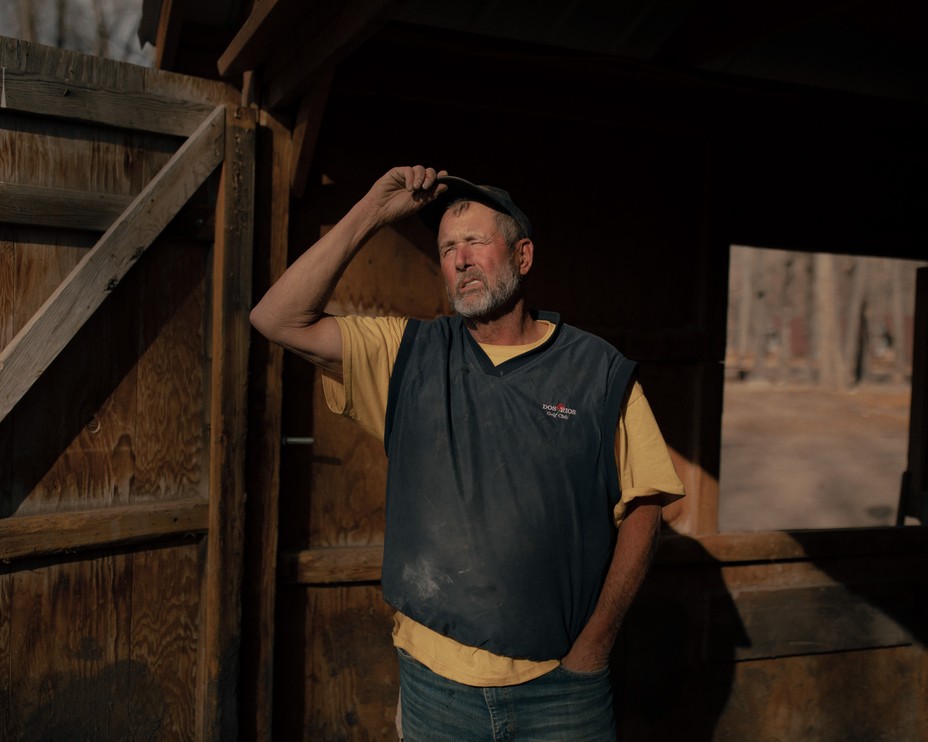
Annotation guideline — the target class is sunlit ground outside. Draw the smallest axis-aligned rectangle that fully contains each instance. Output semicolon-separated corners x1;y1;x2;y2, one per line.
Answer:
720;381;911;531
720;247;925;531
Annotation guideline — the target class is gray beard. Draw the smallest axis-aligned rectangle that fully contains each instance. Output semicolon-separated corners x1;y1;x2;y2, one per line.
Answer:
449;258;522;320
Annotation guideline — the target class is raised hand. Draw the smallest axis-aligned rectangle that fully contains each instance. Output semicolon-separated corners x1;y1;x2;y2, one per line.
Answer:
361;165;448;228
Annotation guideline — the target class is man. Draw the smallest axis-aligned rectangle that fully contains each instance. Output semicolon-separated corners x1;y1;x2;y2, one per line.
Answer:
250;165;684;740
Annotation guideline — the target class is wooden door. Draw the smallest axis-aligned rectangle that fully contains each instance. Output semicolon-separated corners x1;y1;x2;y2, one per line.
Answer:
273;193;449;739
0;37;253;740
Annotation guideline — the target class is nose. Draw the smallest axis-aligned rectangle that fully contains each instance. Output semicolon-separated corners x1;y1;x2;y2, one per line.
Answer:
454;243;473;271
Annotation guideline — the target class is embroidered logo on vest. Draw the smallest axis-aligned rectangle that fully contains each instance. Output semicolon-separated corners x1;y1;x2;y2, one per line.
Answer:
542;402;577;420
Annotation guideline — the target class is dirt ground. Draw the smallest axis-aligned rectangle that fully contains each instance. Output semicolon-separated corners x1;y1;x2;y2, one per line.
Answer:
718;381;913;531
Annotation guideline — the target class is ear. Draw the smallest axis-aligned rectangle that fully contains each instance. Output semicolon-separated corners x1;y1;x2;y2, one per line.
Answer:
515;238;534;276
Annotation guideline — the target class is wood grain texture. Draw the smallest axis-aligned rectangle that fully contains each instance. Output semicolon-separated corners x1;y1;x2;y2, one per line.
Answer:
7;553;130;739
240;113;290;742
283;214;447;736
0;105;225;424
307;225;449;549
0;111;172;198
6;236;204;516
0;37;230;136
1;541;202;739
133;240;209;504
286;545;384;584
197;105;256;741
129;540;201;740
0;498;209;560
306;585;399;742
0;39;235;742
0;564;11;740
0;183;132;230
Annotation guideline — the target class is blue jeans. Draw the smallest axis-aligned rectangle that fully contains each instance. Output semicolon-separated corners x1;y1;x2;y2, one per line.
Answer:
397;648;617;741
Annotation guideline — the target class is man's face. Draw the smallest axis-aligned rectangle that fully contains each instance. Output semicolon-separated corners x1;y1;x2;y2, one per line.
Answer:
437;201;526;320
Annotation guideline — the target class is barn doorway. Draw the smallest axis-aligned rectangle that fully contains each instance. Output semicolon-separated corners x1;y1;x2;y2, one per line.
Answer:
719;246;926;531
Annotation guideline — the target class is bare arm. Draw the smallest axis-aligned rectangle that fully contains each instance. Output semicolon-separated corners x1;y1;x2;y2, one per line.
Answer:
560;497;663;672
249;165;446;375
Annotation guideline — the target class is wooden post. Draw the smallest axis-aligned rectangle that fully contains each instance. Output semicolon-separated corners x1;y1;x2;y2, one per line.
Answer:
197;104;256;741
240;111;291;742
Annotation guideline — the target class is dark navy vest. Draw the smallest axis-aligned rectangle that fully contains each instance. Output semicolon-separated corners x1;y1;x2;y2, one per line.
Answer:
381;311;637;660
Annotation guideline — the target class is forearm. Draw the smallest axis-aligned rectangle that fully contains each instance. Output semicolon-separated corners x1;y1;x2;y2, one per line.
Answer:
561;499;662;671
249;165;446;370
249;199;380;345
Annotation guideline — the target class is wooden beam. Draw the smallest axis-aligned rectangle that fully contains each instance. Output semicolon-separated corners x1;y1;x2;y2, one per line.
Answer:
657;527;928;566
0;183;131;231
0;182;216;239
197;104;256;742
289;72;332;200
705;582;914;661
154;0;186;72
240;111;290;742
216;0;307;78
0;105;225;425
0;498;209;561
262;0;396;111
284;545;384;584
899;267;928;524
0;65;216;137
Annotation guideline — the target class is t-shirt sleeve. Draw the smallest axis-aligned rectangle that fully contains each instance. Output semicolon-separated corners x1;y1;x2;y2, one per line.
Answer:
613;380;686;525
320;315;408;441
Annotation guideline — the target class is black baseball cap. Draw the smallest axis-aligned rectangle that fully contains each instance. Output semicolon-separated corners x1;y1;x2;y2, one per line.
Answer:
419;175;533;239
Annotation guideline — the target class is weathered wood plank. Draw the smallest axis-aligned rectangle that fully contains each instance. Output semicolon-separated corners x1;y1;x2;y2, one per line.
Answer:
290;73;332;200
240;113;290;742
306;585;398;740
657;526;928;566
153;0;185;74
133;240;209;504
0;105;225;425
217;0;305;78
0;35;230;137
0;563;10;740
0;36;233;105
0;183;131;230
0;64;216;138
705;583;915;661
197;105;255;742
8;556;129;738
0;499;209;561
286;545;384;584
130;541;200;740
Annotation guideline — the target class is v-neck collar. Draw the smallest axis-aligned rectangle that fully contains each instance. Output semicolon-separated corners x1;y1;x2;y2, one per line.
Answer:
459;310;562;377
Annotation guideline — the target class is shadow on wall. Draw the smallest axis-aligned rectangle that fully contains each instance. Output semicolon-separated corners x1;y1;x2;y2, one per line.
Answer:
613;526;928;741
612;528;745;741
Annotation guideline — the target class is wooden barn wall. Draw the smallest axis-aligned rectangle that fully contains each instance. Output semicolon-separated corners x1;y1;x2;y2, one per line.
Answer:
268;26;928;741
0;38;247;741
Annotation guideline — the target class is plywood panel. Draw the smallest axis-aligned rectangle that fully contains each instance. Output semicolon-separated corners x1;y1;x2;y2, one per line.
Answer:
716;647;922;742
0;540;202;739
129;540;201;739
0;111;174;197
306;585;398;742
0;564;11;740
6;552;133;739
134;240;209;503
307;226;448;549
7;238;208;517
615;543;928;742
0;37;240;742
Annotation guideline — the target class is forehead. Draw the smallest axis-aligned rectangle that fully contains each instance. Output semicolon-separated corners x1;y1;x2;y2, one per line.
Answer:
437;200;501;238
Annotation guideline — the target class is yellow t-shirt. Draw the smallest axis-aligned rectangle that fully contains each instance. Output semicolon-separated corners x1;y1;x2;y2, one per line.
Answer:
322;315;685;686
